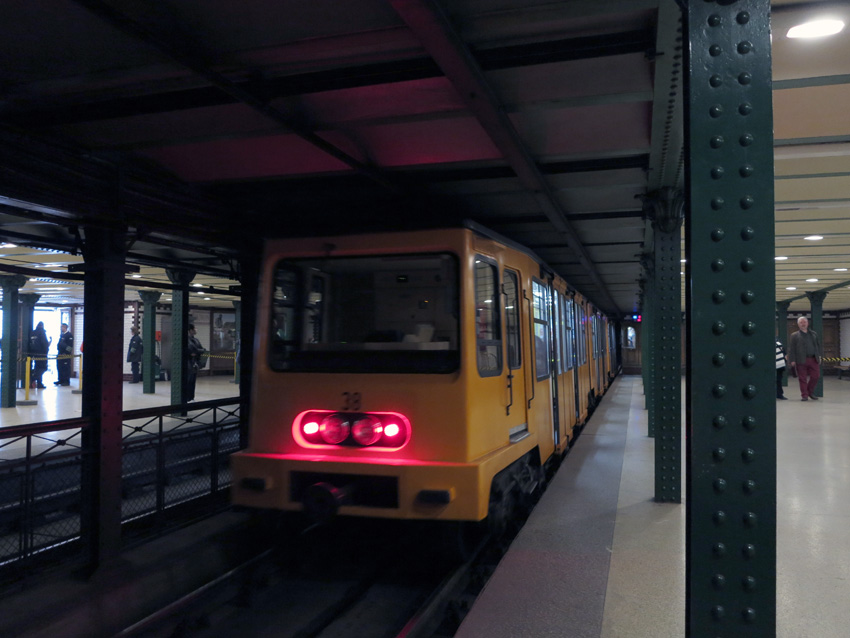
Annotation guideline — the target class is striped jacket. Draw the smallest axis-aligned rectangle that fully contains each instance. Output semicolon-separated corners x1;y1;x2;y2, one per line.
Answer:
775;341;786;370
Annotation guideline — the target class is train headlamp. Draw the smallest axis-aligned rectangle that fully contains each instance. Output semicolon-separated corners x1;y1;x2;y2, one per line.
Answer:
293;410;411;450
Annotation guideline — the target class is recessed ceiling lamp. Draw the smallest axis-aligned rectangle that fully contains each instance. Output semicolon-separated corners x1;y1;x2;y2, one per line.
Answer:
786;287;797;290
131;274;141;278
804;235;823;241
775;256;788;260
835;268;848;272
805;278;819;282
787;18;845;39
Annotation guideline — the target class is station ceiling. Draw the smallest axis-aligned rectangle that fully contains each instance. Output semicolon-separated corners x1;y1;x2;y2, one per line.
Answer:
1;0;849;313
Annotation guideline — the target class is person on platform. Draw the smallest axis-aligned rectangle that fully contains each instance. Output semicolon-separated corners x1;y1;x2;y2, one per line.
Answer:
788;316;823;401
127;326;143;383
775;338;788;400
54;323;73;386
185;324;204;402
30;321;51;389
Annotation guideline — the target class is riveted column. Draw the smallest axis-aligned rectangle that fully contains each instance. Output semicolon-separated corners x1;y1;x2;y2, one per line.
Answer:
166;269;194;406
642;263;656;426
139;291;161;394
805;290;826;397
231;300;241;385
776;300;790;388
0;275;27;407
79;226;127;570
648;188;684;503
683;0;775;635
19;292;40;392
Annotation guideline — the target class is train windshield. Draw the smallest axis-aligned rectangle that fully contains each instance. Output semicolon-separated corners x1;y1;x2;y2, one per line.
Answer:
268;253;459;373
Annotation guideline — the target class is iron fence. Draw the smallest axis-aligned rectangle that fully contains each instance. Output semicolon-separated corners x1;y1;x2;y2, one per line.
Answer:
0;398;241;582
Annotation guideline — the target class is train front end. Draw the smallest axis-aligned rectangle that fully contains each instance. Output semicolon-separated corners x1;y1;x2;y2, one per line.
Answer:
231;229;494;523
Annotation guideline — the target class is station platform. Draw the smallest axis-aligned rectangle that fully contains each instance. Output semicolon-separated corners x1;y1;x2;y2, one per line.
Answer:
456;374;850;638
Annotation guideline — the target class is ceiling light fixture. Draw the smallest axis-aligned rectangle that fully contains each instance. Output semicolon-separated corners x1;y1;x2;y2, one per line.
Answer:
835;268;848;272
787;18;845;39
805;278;819;282
786;287;797;291
804;235;823;241
775;256;788;260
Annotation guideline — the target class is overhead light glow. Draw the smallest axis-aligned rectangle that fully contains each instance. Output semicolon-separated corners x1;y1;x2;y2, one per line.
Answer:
787;19;845;39
193;283;203;287
775;256;789;261
835;268;848;272
786;287;797;291
804;235;823;241
805;278;819;282
131;274;141;278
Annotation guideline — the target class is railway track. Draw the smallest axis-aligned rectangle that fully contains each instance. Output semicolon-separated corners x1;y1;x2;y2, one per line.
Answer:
116;516;513;638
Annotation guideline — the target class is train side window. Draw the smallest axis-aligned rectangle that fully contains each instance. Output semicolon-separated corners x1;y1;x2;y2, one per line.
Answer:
503;269;521;370
553;289;562;374
532;279;550;380
578;304;587;365
564;297;575;370
475;257;502;377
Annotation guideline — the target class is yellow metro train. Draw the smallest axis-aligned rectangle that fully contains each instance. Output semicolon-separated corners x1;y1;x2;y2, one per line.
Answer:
231;222;616;533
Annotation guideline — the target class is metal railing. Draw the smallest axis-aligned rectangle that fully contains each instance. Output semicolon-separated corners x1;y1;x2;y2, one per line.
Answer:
0;398;241;581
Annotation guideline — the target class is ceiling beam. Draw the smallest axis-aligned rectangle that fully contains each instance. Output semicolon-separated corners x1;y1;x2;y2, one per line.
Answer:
389;0;621;314
70;0;404;196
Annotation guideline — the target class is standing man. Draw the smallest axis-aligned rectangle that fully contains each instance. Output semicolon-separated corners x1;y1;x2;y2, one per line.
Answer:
775;338;788;400
788;316;823;401
127;326;143;383
54;323;74;386
185;324;204;402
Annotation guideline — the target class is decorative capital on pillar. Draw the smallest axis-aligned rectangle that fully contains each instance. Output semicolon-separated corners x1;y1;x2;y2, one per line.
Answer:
231;300;241;312
805;290;828;307
642;187;684;234
19;293;41;307
0;275;28;292
139;290;162;305
165;268;195;287
776;300;792;311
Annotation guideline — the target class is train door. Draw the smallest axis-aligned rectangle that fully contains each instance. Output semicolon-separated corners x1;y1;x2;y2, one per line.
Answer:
530;278;556;447
594;313;603;393
548;281;561;447
502;268;528;433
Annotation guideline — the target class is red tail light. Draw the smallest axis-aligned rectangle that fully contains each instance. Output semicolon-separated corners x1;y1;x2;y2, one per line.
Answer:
293;410;411;450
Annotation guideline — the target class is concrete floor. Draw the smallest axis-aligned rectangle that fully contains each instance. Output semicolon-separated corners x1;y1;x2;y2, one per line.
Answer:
0;372;240;428
457;374;850;637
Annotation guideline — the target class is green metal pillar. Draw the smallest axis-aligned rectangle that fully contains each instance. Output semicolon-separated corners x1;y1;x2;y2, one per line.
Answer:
139;290;161;394
776;300;790;388
805;290;826;397
166;269;194;405
231;299;241;385
683;0;776;635
19;293;40;390
642;261;657;433
79;226;127;570
0;275;27;407
648;188;684;503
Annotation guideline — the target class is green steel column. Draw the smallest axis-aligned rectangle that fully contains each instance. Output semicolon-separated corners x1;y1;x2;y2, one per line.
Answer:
166;269;194;405
776;300;790;388
805;290;826;397
139;290;161;394
19;293;40;389
649;188;684;503
0;275;27;407
645;267;657;433
232;300;241;385
684;1;776;635
79;226;127;570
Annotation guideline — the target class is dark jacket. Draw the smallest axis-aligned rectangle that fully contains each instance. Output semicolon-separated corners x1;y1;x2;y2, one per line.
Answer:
788;329;822;367
57;330;74;356
30;327;50;371
188;335;204;369
127;334;143;363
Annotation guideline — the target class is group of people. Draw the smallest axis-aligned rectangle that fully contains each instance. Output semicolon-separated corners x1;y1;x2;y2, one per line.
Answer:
29;322;73;389
127;323;205;402
29;322;204;403
775;316;823;401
